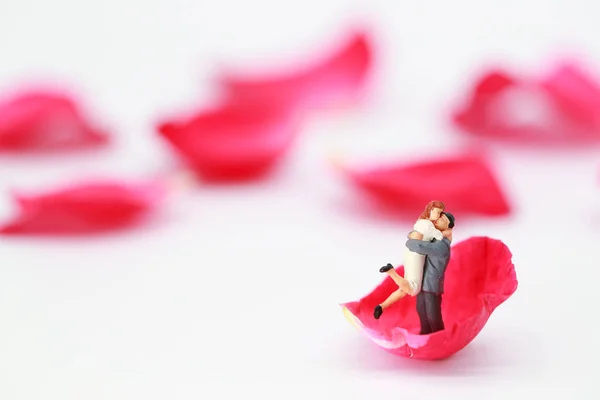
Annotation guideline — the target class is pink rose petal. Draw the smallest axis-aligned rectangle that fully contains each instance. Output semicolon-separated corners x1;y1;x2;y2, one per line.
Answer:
156;100;300;182
0;179;168;235
452;62;600;145
342;236;518;360
539;61;600;129
337;152;511;218
0;89;109;152
219;29;373;112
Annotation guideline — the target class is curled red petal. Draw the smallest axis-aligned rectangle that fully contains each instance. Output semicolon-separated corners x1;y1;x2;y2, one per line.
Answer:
452;70;518;132
341;236;518;360
219;29;373;111
340;153;511;217
452;65;600;145
156;101;299;182
0;90;109;152
0;179;167;235
539;62;600;129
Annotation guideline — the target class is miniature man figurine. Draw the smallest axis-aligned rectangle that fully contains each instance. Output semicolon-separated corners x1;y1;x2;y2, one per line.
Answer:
406;211;455;334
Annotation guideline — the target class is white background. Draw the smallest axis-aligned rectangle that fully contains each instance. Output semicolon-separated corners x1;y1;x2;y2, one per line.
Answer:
1;1;599;398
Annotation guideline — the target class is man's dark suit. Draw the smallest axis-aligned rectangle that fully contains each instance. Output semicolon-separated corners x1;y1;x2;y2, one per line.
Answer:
405;237;451;335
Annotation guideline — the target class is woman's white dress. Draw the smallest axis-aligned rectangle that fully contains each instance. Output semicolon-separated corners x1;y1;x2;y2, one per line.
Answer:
402;219;443;296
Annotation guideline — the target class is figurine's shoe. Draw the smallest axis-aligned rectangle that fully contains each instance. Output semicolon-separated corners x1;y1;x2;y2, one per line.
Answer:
379;263;394;273
374;305;383;319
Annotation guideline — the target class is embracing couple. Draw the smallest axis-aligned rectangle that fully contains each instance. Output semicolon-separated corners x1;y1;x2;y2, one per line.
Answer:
373;201;455;335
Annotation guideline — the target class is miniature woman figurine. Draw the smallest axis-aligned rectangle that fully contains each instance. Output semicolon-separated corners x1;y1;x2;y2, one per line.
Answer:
373;201;445;319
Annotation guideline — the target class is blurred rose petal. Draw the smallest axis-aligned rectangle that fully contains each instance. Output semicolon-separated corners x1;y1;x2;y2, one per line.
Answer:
338;153;511;217
157;101;299;182
219;29;373;112
341;236;518;360
0;179;167;235
452;70;517;134
539;62;600;129
452;62;600;144
0;90;109;152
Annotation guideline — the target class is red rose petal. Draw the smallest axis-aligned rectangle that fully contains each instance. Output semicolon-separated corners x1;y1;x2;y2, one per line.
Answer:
539;62;600;129
156;100;299;182
0;179;167;235
339;153;511;217
452;70;518;133
0;90;109;152
219;29;373;112
452;64;600;144
341;236;518;360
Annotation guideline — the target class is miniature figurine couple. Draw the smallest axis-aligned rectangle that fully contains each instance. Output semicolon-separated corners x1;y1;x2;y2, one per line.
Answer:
374;201;455;335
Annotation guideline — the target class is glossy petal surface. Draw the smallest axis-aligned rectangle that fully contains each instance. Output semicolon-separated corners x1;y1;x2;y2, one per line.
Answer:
341;236;518;360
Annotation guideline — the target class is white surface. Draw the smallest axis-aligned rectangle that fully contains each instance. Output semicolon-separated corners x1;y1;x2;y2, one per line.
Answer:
1;1;600;399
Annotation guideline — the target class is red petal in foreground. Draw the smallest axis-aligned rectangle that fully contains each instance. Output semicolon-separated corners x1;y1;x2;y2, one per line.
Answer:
0;179;167;235
339;153;511;217
157;101;299;182
452;62;600;144
0;90;109;152
341;236;518;360
219;29;373;111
